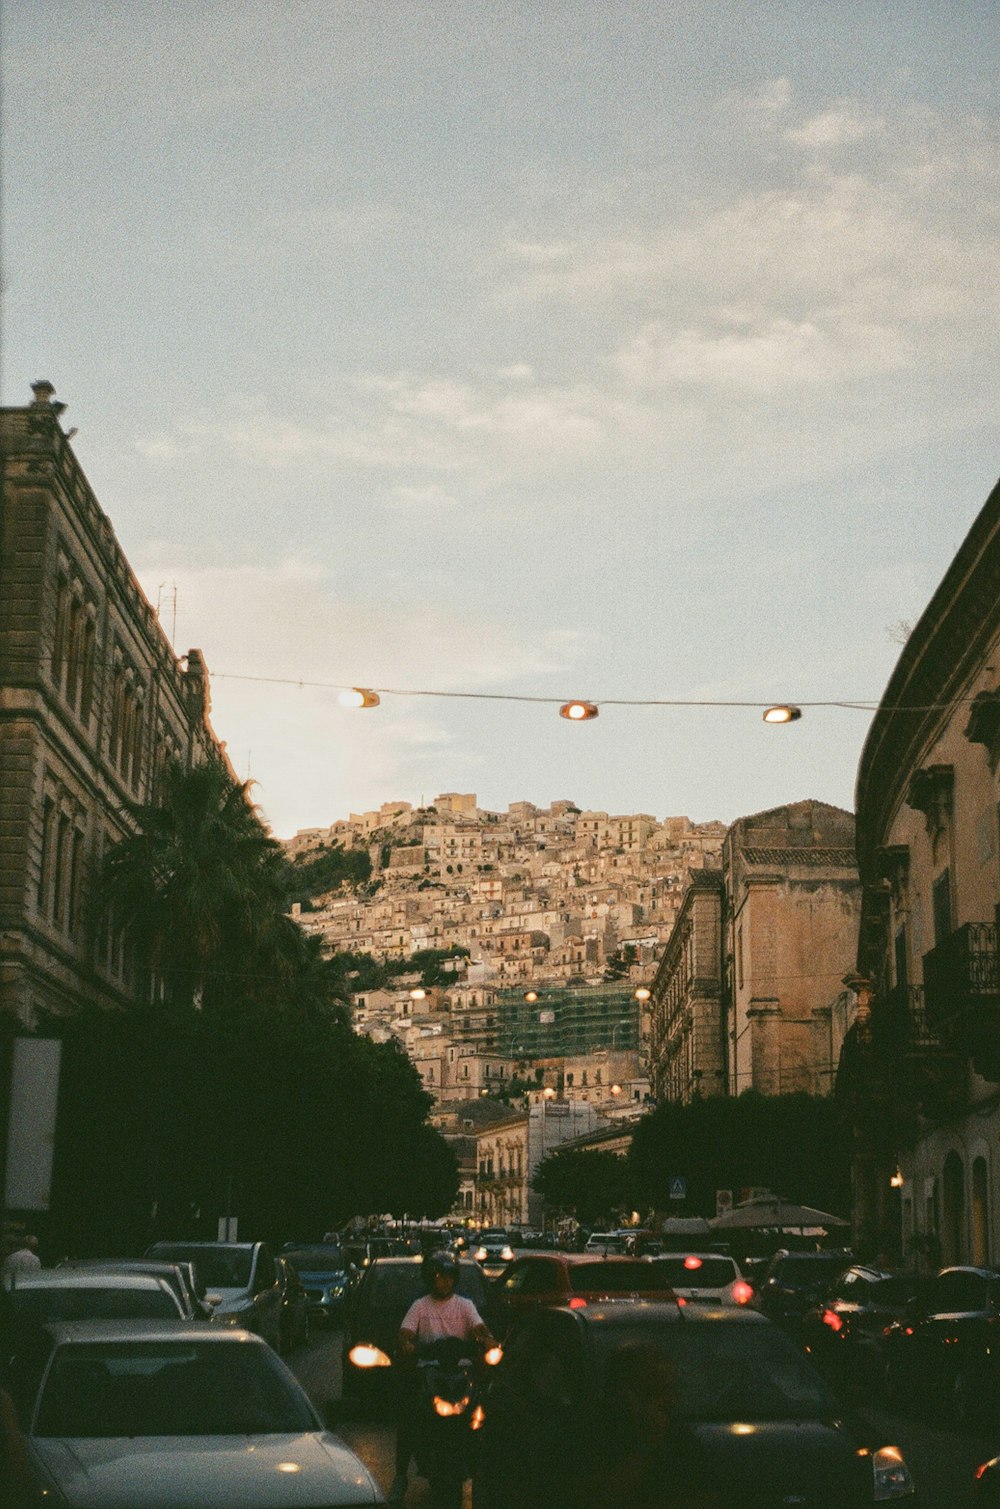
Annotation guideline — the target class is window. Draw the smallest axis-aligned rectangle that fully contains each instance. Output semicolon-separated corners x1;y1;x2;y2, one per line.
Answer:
933;869;953;946
37;796;56;915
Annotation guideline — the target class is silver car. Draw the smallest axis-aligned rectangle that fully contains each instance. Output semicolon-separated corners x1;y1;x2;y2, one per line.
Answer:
145;1240;283;1350
11;1319;383;1507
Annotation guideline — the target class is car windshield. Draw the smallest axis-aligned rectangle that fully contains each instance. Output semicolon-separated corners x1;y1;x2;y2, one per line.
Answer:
596;1320;837;1422
149;1246;253;1288
282;1246;344;1270
34;1341;318;1438
650;1258;737;1287
572;1262;674;1293
9;1288;180;1326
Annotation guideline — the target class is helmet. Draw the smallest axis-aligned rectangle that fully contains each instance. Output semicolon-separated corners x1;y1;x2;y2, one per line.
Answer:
428;1250;460;1280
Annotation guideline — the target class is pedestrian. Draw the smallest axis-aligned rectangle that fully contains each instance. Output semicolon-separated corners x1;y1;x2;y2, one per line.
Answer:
2;1237;41;1292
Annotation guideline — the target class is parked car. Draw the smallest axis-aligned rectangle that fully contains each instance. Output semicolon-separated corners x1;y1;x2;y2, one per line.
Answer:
57;1257;211;1319
280;1242;354;1326
799;1265;930;1397
487;1253;676;1339
646;1253;754;1307
975;1452;1000;1501
7;1318;382;1507
473;1302;916;1508
341;1255;490;1411
882;1265;1000;1426
754;1248;855;1334
145;1240;282;1351
275;1256;310;1353
5;1272;187;1361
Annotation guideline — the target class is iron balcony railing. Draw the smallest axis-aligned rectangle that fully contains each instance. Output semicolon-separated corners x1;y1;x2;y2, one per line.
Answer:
875;982;949;1055
923;922;1000;1034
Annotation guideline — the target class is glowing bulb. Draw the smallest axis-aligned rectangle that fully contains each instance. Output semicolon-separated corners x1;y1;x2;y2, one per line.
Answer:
634;987;651;1002
559;701;599;721
762;704;801;724
524;991;539;1002
339;687;380;709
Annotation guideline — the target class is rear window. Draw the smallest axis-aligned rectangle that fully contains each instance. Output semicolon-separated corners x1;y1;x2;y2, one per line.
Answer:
10;1286;181;1326
571;1262;674;1294
595;1320;836;1422
148;1245;253;1289
282;1246;344;1270
650;1258;737;1287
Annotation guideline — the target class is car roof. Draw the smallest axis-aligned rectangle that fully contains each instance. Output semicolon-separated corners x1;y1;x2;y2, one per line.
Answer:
39;1318;252;1344
147;1240;259;1253
11;1272;174;1291
514;1252;653;1266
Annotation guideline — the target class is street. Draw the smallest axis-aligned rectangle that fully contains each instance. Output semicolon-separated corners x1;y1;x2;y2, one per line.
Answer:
290;1324;1000;1508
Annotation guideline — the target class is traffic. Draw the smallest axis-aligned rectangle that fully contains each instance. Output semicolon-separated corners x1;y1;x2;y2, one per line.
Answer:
5;1223;1000;1506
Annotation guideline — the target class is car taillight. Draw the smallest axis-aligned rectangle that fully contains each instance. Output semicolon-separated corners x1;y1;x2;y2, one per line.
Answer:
822;1308;843;1333
683;1255;703;1271
676;1295;687;1307
568;1296;587;1309
732;1281;754;1306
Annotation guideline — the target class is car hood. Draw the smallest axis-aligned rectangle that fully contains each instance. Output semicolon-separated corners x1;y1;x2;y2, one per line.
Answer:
31;1431;381;1507
692;1418;871;1504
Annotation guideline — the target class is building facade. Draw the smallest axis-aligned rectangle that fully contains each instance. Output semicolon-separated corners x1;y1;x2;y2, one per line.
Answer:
842;476;1000;1265
648;869;725;1103
0;382;230;1206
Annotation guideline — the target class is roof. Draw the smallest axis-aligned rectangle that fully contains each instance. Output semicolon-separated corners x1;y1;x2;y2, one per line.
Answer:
740;848;857;867
10;1271;174;1291
34;1318;230;1343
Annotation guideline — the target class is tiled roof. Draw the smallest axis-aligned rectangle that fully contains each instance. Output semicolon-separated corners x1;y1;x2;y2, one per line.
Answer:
741;847;857;867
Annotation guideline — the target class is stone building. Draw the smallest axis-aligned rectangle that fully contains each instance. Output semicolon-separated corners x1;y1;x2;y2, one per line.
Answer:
0;382;232;1211
841;476;1000;1265
725;801;861;1097
648;869;726;1103
647;802;860;1104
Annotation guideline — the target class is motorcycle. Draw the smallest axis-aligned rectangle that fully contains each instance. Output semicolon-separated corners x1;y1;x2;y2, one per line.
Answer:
411;1336;497;1509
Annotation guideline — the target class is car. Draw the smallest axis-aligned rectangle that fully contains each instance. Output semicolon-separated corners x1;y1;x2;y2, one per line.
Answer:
280;1242;354;1326
754;1248;855;1334
646;1252;754;1307
882;1264;1000;1427
472;1235;516;1279
5;1271;187;1360
57;1257;212;1319
145;1240;283;1351
487;1252;676;1339
6;1318;382;1507
275;1255;310;1352
472;1301;916;1508
341;1254;490;1411
975;1453;1000;1502
799;1265;930;1397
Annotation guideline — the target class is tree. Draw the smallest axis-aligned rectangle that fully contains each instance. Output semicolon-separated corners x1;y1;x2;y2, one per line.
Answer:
100;758;292;1014
532;1148;633;1227
627;1091;851;1219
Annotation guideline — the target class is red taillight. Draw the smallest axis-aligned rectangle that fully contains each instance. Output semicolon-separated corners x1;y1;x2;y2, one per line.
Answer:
568;1296;587;1309
822;1308;844;1333
683;1255;703;1271
732;1281;753;1306
676;1295;688;1307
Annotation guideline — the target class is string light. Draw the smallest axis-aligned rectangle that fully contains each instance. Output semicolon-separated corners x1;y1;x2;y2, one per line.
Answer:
338;687;380;709
559;700;599;721
762;705;802;724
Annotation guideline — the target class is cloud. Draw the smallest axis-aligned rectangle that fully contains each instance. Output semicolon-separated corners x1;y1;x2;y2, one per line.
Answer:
133;558;587;835
785;105;885;150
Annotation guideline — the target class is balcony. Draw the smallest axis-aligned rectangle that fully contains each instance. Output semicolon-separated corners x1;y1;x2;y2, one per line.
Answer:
924;924;1000;1078
872;983;965;1111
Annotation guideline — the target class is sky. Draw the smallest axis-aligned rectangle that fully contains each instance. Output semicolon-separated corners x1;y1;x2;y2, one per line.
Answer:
3;1;997;839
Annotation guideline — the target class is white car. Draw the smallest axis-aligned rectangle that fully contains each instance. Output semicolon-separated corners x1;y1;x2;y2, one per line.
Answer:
647;1252;755;1306
12;1319;383;1507
146;1240;283;1350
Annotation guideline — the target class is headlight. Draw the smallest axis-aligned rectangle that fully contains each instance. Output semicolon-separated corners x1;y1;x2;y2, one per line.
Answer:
500;1246;514;1261
348;1343;392;1368
484;1345;503;1366
475;1247;488;1261
433;1394;470;1417
870;1445;914;1501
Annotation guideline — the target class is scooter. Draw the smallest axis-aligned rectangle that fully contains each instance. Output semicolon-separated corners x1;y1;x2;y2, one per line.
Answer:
411;1337;497;1509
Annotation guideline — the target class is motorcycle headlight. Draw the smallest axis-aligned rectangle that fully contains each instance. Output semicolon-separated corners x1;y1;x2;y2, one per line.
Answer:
348;1343;392;1368
484;1345;503;1366
870;1445;914;1501
433;1394;470;1417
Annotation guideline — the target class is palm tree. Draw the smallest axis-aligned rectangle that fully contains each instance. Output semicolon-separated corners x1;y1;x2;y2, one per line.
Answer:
100;757;290;1014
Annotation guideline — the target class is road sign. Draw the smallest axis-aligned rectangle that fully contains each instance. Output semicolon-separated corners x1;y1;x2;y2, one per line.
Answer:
716;1188;734;1217
669;1177;687;1201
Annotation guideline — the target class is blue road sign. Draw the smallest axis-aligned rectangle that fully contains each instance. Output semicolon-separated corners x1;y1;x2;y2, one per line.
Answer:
669;1177;687;1201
